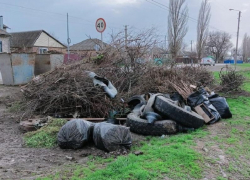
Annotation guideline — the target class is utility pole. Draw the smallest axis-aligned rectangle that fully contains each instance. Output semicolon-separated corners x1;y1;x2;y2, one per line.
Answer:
165;35;167;50
235;11;241;65
125;25;128;48
230;9;241;65
191;40;193;52
67;13;71;61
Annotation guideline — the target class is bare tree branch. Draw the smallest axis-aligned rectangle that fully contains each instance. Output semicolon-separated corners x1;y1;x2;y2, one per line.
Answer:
206;31;233;63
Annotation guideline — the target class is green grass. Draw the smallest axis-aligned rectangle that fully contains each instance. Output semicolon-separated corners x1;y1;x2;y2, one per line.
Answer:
213;72;220;82
38;129;208;180
237;63;250;68
8;101;22;112
24;119;67;148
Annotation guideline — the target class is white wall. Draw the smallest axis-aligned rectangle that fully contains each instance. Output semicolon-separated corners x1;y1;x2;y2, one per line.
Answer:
34;32;64;48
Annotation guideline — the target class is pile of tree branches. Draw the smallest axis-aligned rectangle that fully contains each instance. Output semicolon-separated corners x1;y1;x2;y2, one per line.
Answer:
20;63;123;119
219;67;245;93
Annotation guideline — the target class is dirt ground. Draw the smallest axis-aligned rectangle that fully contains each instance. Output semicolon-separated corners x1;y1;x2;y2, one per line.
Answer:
0;85;145;180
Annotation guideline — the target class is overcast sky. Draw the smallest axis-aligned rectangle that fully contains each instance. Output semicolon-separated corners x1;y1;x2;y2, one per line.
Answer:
0;0;249;49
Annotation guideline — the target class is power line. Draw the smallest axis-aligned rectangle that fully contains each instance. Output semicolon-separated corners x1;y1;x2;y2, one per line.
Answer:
145;0;233;33
0;1;122;30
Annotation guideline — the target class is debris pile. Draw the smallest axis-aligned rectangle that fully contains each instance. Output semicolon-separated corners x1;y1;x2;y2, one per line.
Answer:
127;87;232;136
20;63;122;119
219;67;245;92
19;61;233;152
57;119;132;152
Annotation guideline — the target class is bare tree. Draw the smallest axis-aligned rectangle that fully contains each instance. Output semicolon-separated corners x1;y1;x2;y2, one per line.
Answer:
100;28;158;70
197;0;211;60
242;33;250;61
206;31;233;62
168;0;188;59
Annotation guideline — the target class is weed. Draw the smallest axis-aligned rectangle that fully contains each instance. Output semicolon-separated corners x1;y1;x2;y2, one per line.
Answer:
24;119;67;148
8;101;22;112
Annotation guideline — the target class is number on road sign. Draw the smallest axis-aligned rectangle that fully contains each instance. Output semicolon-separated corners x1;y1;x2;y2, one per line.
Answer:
96;18;106;33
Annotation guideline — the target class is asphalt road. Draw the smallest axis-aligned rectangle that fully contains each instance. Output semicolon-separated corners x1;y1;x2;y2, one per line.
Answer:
177;63;239;72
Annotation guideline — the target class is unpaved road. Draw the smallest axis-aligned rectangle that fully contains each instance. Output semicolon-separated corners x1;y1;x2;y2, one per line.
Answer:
0;86;105;180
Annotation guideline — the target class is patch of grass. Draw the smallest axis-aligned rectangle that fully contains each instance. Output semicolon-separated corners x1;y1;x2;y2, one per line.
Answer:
24;119;67;148
213;72;220;82
39;129;208;180
237;63;250;68
227;97;250;119
8;101;22;112
217;176;227;180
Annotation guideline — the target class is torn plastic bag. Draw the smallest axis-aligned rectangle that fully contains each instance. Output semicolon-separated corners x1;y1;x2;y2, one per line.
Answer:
187;90;221;124
209;96;232;119
86;71;117;98
204;101;221;124
57;119;94;149
93;122;132;152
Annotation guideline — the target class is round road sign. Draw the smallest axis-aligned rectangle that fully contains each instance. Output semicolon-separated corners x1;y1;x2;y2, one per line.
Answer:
95;18;106;33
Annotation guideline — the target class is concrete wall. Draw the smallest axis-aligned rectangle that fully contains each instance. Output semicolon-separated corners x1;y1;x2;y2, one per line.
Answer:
50;54;64;69
0;36;10;53
35;54;64;75
0;53;14;85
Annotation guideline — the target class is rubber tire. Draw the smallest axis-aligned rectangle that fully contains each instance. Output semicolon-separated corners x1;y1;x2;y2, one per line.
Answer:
126;113;178;136
128;95;146;109
154;96;204;129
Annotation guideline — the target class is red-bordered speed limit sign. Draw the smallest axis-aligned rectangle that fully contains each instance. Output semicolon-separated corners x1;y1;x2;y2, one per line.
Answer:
95;18;106;33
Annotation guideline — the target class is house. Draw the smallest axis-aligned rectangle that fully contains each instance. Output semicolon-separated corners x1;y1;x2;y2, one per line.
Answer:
0;16;11;53
10;30;66;54
70;38;108;56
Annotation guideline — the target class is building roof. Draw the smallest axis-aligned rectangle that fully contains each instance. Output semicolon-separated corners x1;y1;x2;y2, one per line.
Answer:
10;30;66;48
70;38;108;51
0;29;10;36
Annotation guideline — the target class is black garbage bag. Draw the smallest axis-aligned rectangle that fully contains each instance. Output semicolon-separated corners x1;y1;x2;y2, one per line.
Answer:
57;119;94;149
187;90;205;107
187;90;221;124
93;122;132;152
209;95;232;119
171;92;185;107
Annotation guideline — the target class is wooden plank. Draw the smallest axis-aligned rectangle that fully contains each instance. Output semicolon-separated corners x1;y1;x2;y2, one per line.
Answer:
30;117;127;122
194;104;214;124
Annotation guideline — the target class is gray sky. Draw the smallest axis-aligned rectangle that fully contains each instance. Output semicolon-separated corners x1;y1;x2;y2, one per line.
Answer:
0;0;249;49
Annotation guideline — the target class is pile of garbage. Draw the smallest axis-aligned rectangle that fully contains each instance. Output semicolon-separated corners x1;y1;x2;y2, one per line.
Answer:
20;63;215;120
19;62;234;152
57;119;132;152
126;88;232;136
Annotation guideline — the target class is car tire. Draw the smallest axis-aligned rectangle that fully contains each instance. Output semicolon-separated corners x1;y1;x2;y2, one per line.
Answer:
126;113;178;136
128;95;146;109
154;96;204;129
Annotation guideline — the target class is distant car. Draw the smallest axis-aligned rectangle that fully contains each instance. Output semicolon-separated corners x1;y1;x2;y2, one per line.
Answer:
200;57;215;66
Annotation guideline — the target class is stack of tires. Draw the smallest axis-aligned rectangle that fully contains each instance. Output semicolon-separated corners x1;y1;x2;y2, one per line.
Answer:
126;95;205;136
